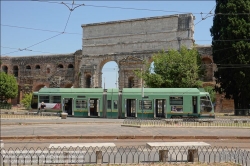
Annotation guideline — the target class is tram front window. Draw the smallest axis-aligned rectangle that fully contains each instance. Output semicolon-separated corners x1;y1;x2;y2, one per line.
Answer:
200;96;212;113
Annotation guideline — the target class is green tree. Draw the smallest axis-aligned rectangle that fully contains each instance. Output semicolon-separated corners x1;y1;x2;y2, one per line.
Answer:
204;86;216;103
210;0;250;115
21;93;32;110
0;72;18;101
136;46;203;88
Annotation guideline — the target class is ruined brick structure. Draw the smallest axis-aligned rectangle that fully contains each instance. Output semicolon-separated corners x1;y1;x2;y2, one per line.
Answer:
0;14;233;111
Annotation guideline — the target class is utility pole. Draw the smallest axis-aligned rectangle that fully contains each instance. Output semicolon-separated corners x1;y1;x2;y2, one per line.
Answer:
115;71;117;88
141;68;144;119
104;77;105;89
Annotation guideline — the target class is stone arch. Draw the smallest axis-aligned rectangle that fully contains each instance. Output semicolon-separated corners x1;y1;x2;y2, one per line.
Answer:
13;66;18;77
58;64;63;68
47;68;50;74
201;57;213;82
65;83;73;88
68;64;74;69
35;65;40;69
2;65;8;74
26;65;31;69
99;57;119;71
34;84;46;91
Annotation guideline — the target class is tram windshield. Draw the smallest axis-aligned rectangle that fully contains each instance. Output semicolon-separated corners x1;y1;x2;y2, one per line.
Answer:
200;95;213;113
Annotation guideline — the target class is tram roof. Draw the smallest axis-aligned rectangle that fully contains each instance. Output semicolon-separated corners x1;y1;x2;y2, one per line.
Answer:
38;88;104;93
122;88;201;94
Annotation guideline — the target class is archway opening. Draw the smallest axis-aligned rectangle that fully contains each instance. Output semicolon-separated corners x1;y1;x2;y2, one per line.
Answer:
101;61;118;89
68;64;74;69
150;61;155;73
58;64;63;68
85;74;91;88
128;77;135;88
35;65;40;69
65;83;73;88
13;66;18;77
2;66;8;74
34;84;46;91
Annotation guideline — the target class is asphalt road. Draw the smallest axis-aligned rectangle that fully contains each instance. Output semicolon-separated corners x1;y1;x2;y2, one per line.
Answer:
1;117;250;149
1;123;250;137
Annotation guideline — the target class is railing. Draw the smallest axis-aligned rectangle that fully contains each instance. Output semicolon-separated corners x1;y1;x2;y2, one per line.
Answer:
0;146;249;165
123;118;250;128
0;103;12;109
0;111;60;119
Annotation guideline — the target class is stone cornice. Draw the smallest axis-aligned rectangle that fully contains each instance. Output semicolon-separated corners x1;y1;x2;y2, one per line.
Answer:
81;14;192;27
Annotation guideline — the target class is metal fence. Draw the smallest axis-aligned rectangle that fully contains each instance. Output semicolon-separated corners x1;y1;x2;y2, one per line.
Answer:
0;146;249;165
123;118;250;128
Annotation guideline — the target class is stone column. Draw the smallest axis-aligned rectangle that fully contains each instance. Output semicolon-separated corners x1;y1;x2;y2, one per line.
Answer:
187;149;198;162
96;151;102;164
159;150;168;162
80;68;84;88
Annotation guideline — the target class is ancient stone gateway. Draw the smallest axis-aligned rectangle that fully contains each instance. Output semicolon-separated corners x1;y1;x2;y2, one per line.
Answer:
1;13;228;110
79;14;195;88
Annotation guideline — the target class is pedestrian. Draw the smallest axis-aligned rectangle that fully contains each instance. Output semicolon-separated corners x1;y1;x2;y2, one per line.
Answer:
38;102;46;114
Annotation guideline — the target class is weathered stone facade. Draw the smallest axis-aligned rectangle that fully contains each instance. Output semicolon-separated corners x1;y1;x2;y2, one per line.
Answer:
0;52;80;104
80;14;195;88
0;13;233;112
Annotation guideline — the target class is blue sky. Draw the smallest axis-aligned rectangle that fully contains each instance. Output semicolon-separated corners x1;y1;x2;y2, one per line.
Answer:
1;1;216;88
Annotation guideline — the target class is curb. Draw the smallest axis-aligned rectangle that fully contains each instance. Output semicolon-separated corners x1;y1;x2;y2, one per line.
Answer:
1;135;250;140
121;124;250;129
1;122;123;125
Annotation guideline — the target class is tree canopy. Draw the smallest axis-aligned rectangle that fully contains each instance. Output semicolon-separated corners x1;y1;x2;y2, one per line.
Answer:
204;86;216;103
0;72;18;101
210;0;250;115
136;46;203;88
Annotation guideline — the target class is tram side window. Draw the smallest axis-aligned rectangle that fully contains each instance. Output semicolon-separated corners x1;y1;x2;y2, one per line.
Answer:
107;100;111;109
76;100;87;108
51;96;61;103
39;96;49;103
113;100;118;109
170;96;183;105
139;100;152;110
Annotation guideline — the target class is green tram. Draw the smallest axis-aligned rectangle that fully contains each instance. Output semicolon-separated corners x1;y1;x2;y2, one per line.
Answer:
31;88;215;119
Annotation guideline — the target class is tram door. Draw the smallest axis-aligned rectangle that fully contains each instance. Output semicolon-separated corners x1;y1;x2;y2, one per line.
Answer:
63;98;72;115
155;99;165;118
192;96;198;114
89;98;99;116
126;99;136;117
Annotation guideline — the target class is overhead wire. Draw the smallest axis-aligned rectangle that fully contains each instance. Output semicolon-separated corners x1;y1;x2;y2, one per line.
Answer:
2;1;250;56
1;0;84;56
1;46;57;54
33;1;250;15
1;24;81;35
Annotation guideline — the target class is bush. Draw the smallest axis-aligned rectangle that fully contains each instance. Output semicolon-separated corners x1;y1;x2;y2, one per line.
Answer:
21;93;32;110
